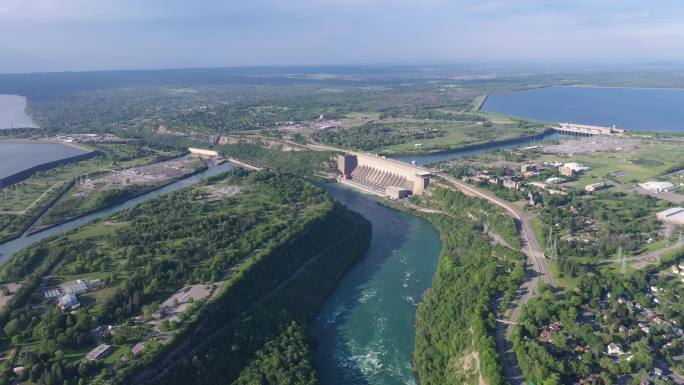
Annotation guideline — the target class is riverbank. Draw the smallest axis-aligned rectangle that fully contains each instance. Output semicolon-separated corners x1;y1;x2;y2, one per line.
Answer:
0;162;235;261
0;94;37;129
311;182;441;385
482;86;684;133
412;188;525;385
383;127;554;158
25;161;209;236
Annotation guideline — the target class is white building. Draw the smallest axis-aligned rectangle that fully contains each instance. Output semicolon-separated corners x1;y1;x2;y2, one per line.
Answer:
656;207;684;225
585;182;609;192
563;162;590;172
639;181;678;193
607;343;624;356
58;294;80;311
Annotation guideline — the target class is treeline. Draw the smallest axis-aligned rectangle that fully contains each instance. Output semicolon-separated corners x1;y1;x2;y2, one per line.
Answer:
232;322;317;385
512;261;684;385
312;123;446;151
414;188;525;385
218;142;334;176
0;169;349;385
120;200;371;385
537;191;667;277
378;106;484;121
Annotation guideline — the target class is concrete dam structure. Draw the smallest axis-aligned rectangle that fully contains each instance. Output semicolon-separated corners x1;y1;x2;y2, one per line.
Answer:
555;122;626;136
337;153;430;198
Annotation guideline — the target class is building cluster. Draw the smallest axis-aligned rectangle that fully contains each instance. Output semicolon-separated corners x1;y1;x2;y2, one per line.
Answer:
615;296;683;340
55;133;122;143
43;278;104;311
556;122;626;136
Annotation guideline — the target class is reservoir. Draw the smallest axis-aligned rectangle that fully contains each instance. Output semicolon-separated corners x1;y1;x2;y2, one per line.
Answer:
0;94;37;129
0;142;91;180
482;86;684;132
312;183;441;385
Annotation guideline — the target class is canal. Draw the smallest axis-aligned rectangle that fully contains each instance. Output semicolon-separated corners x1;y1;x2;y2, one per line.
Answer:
0;161;234;260
392;131;565;166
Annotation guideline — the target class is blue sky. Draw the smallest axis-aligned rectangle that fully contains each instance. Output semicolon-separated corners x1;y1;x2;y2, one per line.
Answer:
1;0;683;73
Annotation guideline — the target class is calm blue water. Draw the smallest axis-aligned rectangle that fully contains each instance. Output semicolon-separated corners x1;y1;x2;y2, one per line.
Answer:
0;94;37;129
482;87;684;132
0;142;91;179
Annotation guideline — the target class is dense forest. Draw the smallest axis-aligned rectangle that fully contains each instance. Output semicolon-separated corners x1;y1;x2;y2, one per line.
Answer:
414;188;525;385
0;169;371;385
312;122;447;151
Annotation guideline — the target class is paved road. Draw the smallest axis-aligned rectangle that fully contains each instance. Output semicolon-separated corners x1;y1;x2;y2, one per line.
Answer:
300;142;554;383
434;172;555;385
434;172;554;287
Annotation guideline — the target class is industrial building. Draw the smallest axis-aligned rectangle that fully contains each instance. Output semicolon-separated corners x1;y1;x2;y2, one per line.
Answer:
639;181;678;193
58;294;80;311
556;123;626;136
337;153;429;198
656;207;684;225
188;147;220;158
85;344;113;361
585;182;609;192
520;163;538;173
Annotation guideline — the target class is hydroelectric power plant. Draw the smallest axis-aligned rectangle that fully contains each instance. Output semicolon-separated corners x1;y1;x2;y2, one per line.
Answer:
337;153;430;199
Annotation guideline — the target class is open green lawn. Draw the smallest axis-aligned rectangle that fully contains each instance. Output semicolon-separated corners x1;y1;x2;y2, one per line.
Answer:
67;221;126;241
381;119;546;154
536;143;684;187
548;260;580;291
103;345;131;364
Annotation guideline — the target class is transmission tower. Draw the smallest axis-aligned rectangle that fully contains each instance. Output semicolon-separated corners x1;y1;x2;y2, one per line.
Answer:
619;246;626;275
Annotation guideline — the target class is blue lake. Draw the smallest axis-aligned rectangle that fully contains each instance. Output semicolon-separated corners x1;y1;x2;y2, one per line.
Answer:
482;86;684;132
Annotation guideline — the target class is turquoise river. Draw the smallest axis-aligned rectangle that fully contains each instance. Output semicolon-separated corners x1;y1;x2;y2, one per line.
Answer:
312;183;441;385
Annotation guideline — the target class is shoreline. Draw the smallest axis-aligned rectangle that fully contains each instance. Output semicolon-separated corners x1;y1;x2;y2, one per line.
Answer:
0;148;99;188
381;127;555;158
23;161;209;237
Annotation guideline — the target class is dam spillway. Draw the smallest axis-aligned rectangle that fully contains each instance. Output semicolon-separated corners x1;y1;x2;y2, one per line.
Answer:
337;153;430;199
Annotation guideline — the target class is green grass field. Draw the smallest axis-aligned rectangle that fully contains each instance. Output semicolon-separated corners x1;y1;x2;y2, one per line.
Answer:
536;143;683;187
381;119;546;154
